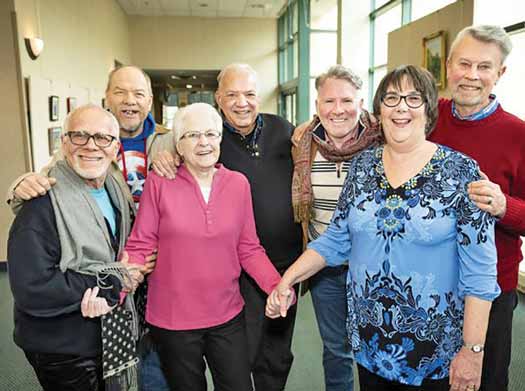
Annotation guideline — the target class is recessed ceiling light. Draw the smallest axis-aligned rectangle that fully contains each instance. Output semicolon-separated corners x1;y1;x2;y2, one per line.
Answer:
192;75;197;79
186;84;193;89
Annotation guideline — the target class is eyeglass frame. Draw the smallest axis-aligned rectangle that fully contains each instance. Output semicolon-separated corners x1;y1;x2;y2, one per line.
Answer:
65;131;118;148
179;129;222;142
381;93;426;109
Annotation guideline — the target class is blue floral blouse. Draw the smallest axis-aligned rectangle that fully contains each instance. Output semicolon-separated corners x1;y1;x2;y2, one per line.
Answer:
308;144;500;386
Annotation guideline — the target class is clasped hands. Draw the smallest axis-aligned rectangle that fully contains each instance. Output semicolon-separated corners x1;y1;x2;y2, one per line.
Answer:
265;282;296;319
81;250;157;318
119;250;156;293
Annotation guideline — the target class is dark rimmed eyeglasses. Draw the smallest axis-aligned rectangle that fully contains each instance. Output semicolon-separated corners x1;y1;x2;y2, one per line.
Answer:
381;93;425;109
65;131;117;148
179;130;222;142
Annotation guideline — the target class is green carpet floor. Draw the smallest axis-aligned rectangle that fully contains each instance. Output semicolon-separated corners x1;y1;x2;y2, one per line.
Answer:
0;271;523;390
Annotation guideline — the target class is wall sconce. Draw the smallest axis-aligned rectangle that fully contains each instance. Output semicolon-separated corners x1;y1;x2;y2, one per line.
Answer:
25;37;44;60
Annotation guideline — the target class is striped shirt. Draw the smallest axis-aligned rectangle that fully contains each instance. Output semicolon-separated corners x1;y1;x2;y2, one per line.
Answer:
308;151;351;241
452;94;499;120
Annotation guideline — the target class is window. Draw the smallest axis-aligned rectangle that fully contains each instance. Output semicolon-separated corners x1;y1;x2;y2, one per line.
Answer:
411;0;456;22
309;0;338;118
310;32;337;76
495;28;525;120
278;3;298;84
310;0;338;30
278;0;340;123
369;1;406;103
474;0;525;26
278;1;302;124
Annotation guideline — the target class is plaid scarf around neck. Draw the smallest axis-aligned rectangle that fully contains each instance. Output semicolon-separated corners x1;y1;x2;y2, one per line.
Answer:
291;111;382;225
49;161;139;391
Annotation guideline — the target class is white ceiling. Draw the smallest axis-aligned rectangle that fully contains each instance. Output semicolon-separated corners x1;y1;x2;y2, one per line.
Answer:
117;0;287;18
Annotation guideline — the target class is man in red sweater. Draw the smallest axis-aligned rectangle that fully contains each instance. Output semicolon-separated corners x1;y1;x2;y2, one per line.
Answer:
429;25;525;391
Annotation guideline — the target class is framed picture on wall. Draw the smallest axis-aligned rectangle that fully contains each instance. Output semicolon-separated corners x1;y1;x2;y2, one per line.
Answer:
49;95;59;121
67;97;77;113
48;127;62;155
423;31;447;88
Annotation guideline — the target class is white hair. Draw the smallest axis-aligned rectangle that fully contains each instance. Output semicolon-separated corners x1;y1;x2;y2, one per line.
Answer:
217;63;258;92
172;103;223;144
449;25;513;64
63;103;120;137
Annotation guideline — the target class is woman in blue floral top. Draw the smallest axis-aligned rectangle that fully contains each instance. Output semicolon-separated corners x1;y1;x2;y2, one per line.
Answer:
266;65;500;391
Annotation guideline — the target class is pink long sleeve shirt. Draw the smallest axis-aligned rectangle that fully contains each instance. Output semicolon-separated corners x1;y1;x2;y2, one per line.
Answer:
125;164;281;330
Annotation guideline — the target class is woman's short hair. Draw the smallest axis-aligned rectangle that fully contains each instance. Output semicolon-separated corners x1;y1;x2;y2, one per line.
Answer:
172;103;223;144
315;65;363;92
449;25;512;64
372;65;438;135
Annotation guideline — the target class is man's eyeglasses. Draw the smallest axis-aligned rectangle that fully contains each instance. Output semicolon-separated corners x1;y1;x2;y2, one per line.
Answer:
381;93;425;109
65;131;117;148
179;130;222;142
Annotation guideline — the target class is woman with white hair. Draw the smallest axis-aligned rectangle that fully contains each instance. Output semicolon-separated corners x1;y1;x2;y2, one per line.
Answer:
124;102;281;391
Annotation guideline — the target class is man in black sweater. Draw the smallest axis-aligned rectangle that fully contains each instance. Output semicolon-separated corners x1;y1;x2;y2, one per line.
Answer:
215;64;303;391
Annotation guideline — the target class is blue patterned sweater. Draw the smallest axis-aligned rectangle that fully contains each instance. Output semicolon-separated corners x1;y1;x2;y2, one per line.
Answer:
309;144;500;386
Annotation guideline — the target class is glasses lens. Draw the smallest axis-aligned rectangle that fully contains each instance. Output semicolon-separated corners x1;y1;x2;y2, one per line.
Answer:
382;94;400;107
182;132;199;140
204;131;221;139
69;132;88;145
94;134;113;147
406;95;424;108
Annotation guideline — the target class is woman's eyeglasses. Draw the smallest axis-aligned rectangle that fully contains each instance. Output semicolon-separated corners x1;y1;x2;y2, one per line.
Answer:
381;93;425;109
179;130;222;142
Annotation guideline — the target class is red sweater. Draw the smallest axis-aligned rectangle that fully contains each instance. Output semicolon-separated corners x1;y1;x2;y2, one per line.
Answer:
429;99;525;291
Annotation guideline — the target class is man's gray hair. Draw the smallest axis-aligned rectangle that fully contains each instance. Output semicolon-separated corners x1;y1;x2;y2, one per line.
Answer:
315;65;363;92
105;65;153;96
217;63;258;91
172;103;223;144
63;104;120;138
449;25;513;64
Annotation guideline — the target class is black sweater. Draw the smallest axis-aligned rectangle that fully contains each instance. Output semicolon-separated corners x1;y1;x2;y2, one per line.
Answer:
7;194;121;357
220;113;302;270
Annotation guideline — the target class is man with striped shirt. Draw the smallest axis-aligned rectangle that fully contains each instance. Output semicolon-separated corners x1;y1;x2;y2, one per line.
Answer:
291;65;381;391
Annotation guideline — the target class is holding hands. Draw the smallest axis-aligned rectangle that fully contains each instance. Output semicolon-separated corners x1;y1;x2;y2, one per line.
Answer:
265;282;296;319
119;249;158;293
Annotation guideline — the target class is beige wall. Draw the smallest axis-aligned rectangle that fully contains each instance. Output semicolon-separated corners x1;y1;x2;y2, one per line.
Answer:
0;0;131;260
13;0;132;172
0;0;31;261
16;0;131;89
388;0;474;97
9;0;131;171
129;16;278;113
